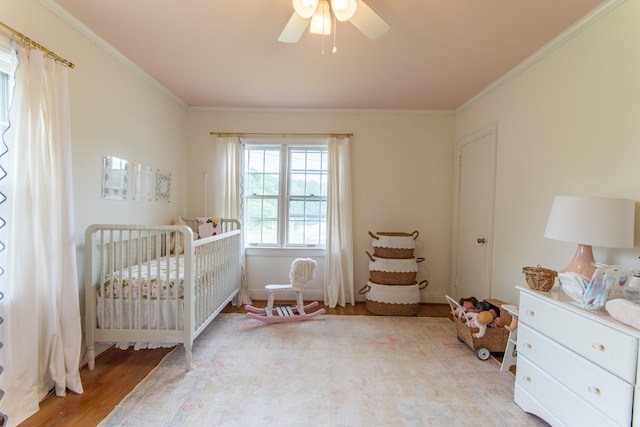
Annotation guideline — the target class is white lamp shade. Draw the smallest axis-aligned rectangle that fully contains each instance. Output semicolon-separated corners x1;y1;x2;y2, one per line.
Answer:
331;0;357;21
310;0;332;35
293;0;319;19
544;196;635;249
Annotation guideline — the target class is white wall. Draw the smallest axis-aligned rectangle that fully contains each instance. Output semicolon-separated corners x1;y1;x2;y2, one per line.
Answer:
187;109;455;302
4;0;189;343
456;0;640;304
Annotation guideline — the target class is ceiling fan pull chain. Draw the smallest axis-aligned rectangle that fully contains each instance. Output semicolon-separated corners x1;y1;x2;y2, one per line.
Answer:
332;15;337;53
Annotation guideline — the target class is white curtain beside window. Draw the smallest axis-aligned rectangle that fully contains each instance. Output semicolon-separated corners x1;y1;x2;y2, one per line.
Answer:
0;46;83;426
324;136;355;307
214;136;251;305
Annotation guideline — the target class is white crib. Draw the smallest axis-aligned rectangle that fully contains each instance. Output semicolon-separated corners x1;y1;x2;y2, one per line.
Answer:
84;219;242;370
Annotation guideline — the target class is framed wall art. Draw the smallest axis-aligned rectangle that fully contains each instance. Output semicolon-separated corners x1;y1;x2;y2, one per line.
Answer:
102;156;129;200
155;170;171;202
133;163;155;202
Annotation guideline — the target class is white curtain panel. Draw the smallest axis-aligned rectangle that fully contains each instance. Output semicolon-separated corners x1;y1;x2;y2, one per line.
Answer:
324;136;355;307
215;136;251;305
214;136;242;220
0;46;83;426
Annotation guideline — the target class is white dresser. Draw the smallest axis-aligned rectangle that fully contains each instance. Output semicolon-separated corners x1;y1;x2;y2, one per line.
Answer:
515;285;640;426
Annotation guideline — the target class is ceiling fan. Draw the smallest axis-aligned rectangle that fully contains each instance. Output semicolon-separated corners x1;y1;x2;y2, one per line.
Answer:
278;0;390;43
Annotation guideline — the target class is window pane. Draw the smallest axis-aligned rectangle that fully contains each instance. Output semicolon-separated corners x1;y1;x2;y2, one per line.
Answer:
305;173;322;196
243;143;327;248
290;150;306;171
289;173;306;195
288;220;304;245
262;220;278;244
245;197;279;245
306;150;323;171
245;148;280;196
264;150;280;173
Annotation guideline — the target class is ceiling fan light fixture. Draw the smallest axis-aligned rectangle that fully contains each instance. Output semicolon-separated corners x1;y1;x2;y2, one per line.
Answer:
331;0;357;21
293;0;319;19
310;0;332;35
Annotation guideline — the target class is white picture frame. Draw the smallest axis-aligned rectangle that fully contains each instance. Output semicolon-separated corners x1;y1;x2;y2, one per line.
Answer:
155;170;171;202
102;156;129;200
133;163;155;202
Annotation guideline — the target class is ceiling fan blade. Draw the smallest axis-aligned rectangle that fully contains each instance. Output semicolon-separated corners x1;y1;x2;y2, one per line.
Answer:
278;12;310;43
349;0;390;40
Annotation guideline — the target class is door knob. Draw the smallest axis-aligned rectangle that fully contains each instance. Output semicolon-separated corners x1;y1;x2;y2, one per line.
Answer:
477;238;486;244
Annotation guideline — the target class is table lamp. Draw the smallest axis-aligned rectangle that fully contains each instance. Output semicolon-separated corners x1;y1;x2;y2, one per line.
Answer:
544;195;635;279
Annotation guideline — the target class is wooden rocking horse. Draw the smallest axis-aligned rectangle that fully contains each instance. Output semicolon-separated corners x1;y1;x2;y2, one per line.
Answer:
245;258;325;323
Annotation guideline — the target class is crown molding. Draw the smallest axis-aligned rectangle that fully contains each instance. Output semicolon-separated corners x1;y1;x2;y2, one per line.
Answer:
39;0;187;109
457;0;627;112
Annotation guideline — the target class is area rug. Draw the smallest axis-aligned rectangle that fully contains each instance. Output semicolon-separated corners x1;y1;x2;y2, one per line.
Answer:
99;314;547;427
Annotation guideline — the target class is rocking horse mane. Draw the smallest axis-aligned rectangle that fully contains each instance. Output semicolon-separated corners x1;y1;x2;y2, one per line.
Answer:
289;258;317;288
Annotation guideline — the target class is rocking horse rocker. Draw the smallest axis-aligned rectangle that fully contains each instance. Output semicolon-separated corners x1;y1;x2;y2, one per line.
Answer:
245;258;325;323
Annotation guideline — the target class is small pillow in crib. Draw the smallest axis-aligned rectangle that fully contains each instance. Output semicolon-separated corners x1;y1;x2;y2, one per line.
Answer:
605;298;640;330
197;216;218;238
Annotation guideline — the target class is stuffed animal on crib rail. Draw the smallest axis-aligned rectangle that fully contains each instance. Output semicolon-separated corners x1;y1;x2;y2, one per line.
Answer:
465;311;494;338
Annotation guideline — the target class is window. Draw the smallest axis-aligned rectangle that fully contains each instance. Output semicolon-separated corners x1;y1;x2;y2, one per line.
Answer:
243;139;328;248
0;42;11;132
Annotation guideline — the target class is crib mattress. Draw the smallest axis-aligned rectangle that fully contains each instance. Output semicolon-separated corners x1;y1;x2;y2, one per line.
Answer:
99;255;185;299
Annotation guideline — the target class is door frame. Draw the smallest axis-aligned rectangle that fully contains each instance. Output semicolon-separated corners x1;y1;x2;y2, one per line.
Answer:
451;123;498;298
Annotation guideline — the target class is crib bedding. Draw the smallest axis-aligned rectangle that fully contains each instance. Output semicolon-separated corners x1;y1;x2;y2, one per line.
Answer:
99;255;185;299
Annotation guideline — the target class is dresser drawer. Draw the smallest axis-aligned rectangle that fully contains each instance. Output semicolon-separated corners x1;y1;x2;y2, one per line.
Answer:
516;356;618;426
518;323;633;426
520;292;638;383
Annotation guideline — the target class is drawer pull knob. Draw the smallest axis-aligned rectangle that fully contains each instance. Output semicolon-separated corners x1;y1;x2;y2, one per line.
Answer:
525;343;532;349
591;343;605;352
522;376;532;383
588;386;601;395
526;310;535;317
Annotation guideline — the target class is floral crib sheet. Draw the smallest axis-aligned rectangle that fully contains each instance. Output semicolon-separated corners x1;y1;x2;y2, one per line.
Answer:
99;255;185;299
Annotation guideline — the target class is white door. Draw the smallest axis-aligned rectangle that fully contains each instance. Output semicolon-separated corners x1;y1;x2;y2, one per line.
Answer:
454;125;496;299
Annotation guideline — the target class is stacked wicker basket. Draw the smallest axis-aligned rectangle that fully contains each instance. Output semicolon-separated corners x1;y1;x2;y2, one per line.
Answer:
360;230;428;316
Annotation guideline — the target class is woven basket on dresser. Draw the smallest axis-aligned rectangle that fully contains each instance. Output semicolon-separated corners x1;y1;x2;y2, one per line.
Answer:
522;265;557;291
369;230;419;259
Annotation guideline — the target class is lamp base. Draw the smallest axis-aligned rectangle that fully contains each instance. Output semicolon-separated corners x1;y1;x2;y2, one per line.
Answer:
561;244;596;279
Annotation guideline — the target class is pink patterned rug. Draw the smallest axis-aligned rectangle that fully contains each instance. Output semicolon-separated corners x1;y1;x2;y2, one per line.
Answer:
99;314;547;426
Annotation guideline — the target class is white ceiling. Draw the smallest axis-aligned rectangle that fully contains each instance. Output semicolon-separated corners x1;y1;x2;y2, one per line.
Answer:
50;0;605;110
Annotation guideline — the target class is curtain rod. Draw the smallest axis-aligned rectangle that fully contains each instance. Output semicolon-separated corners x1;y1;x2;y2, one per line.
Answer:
210;132;353;138
0;21;75;68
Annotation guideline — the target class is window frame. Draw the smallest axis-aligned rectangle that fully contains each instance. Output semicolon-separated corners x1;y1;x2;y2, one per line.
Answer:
242;137;329;253
0;38;12;129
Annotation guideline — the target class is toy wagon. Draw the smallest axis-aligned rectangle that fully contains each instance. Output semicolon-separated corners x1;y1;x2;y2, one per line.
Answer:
445;295;513;360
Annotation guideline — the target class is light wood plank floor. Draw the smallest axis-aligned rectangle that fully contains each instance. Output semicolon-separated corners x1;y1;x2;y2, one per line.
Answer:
19;302;453;427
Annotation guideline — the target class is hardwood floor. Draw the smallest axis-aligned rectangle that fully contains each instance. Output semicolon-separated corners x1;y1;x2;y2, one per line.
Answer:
20;302;453;426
